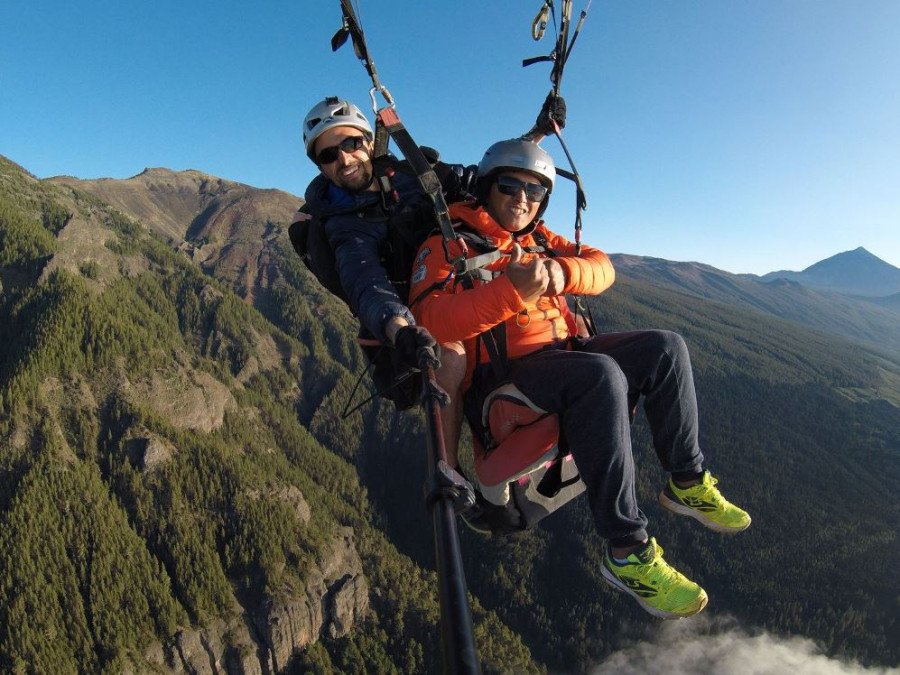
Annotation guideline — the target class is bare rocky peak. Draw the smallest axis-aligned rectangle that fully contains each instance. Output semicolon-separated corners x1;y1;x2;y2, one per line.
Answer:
761;247;900;297
47;167;304;307
48;167;300;244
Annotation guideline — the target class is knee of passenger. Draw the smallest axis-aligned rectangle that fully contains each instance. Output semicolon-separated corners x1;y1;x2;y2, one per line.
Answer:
435;341;466;390
653;330;689;360
585;354;628;390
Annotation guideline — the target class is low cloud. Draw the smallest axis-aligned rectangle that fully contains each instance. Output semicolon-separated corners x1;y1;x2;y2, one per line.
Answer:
588;616;898;675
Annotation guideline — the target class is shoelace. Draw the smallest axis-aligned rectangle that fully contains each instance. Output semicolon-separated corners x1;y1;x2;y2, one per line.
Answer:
682;475;730;508
704;477;740;509
646;544;681;586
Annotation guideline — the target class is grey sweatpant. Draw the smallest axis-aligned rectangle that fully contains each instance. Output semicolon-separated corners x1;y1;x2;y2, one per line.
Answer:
475;330;705;547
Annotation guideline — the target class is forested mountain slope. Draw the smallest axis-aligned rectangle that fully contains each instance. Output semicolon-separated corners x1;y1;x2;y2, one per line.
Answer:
0;156;533;673
3;155;898;672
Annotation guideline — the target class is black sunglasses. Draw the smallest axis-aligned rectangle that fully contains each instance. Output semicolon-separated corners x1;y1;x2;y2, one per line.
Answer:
315;135;367;165
495;175;548;203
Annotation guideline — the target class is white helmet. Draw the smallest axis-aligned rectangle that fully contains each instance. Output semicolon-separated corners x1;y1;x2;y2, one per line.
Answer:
302;96;373;161
476;138;556;220
477;138;556;191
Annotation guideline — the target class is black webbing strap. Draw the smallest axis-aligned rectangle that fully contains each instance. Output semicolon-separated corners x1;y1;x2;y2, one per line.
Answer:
536;455;582;498
332;0;389;101
475;323;509;385
375;107;468;274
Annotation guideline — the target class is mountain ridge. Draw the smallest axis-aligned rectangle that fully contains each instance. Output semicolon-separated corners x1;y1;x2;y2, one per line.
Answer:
39;167;900;304
49;166;298;243
610;253;900;357
48;167;900;357
48;167;300;309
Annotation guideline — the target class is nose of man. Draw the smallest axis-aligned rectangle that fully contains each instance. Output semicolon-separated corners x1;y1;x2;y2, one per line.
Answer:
510;185;529;203
336;148;352;167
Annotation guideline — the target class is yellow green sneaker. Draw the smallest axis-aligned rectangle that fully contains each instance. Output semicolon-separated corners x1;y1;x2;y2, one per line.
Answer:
601;538;708;619
659;471;751;534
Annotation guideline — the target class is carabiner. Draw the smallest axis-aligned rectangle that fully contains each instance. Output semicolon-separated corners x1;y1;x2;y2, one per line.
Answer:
532;1;551;40
369;85;395;114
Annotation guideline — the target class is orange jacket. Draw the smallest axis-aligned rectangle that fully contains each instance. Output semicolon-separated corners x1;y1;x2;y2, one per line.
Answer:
409;201;615;386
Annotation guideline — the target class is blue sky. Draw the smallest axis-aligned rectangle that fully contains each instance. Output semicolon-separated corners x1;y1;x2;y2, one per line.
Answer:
2;1;898;275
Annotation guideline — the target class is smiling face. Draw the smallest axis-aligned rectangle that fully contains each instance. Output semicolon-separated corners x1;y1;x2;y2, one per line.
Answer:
485;169;545;232
314;126;376;193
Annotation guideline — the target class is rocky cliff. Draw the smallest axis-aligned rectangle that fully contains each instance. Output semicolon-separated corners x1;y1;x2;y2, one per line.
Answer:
142;527;368;674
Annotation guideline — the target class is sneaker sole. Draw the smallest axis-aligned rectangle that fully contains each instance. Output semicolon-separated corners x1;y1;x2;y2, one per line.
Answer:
600;564;708;620
658;491;751;534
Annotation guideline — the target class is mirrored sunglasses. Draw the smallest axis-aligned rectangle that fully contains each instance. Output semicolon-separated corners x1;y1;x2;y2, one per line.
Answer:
495;175;548;203
315;136;367;165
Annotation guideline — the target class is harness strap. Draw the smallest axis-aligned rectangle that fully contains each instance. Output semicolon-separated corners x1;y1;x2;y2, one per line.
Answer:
474;323;509;385
462;250;505;273
373;124;391;158
453;261;509;385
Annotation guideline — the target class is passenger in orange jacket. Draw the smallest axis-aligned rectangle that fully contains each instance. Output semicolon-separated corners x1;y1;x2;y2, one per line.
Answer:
410;191;614;386
409;138;751;620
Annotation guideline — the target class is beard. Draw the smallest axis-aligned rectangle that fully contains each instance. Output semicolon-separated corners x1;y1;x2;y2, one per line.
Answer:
332;159;374;192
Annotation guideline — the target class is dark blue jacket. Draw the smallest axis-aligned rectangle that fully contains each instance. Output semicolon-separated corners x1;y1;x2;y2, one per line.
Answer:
303;155;474;344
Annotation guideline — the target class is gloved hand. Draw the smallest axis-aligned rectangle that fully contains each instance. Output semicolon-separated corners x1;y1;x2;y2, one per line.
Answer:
394;325;441;371
535;92;567;135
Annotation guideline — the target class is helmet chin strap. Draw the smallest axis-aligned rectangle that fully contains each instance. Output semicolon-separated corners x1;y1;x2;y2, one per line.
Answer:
512;221;539;238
